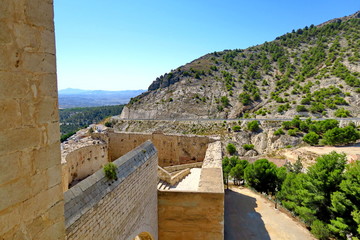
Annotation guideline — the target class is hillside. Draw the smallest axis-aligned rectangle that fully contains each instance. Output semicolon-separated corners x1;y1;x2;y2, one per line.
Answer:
121;11;360;119
59;105;124;139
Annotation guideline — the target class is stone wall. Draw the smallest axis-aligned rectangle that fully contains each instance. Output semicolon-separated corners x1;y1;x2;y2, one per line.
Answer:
158;191;224;240
105;132;214;167
158;140;224;240
64;141;158;240
61;143;108;192
0;1;65;239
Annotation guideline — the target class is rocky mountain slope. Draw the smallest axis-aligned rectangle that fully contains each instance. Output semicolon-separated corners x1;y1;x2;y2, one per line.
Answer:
121;11;360;119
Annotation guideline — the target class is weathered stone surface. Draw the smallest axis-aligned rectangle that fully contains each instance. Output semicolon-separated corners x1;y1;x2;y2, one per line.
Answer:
65;141;158;240
0;1;64;239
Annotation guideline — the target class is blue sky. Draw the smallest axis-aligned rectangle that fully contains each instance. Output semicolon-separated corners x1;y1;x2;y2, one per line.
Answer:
54;0;359;91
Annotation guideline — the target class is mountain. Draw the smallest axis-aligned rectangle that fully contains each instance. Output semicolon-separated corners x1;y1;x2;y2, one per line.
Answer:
58;89;145;108
120;11;360;119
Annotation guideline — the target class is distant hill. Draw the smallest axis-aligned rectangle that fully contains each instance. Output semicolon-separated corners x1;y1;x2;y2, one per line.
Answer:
121;11;360;119
58;89;145;108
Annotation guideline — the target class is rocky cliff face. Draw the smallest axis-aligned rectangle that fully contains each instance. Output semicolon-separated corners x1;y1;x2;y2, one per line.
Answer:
121;11;360;120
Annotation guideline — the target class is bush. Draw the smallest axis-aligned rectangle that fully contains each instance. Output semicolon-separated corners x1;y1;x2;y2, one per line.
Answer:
247;120;260;132
296;105;308;112
232;125;241;132
103;162;117;180
288;128;299;136
274;128;285;136
334;108;351;118
243;144;254;151
303;132;320;145
226;143;237;155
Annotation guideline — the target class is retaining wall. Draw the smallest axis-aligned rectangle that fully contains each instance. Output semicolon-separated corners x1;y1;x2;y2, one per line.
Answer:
105;132;214;167
64;141;158;240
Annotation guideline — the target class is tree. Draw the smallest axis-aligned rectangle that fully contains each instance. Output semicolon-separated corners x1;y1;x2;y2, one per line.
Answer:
244;159;278;194
226;143;237;155
330;160;360;238
323;126;360;145
303;132;320;145
230;160;249;185
242;144;254;150
247;120;260;132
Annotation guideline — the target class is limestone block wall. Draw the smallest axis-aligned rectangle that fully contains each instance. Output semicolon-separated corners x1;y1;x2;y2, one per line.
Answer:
64;141;158;240
158;140;224;240
0;1;65;239
158;192;224;240
106;132;214;167
61;144;108;191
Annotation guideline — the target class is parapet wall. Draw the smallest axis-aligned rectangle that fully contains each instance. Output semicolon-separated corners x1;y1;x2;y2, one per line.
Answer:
61;143;108;192
104;132;214;167
64;141;158;240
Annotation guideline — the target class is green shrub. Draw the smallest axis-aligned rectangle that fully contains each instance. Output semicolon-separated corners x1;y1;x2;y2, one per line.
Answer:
288;128;299;136
296;105;308;112
334;108;351;118
226;143;237;155
274;128;285;136
232;125;241;132
103;162;117;180
303;132;320;145
243;144;254;151
247;120;260;132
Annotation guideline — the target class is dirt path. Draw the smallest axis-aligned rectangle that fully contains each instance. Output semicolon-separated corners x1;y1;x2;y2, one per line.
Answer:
225;186;315;240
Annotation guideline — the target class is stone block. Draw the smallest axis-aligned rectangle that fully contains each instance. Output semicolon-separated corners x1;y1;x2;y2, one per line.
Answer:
0;177;30;210
35;96;58;124
0;152;21;185
24;0;54;30
22;52;56;74
0;99;21;129
47;165;62;188
38;73;58;97
0;72;30;99
33;142;60;171
0;127;42;155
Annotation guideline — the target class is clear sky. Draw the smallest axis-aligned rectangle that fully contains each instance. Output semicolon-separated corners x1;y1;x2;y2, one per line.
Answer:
54;0;359;91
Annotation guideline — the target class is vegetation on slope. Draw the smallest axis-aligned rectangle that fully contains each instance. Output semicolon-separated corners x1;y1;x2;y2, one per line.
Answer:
223;153;360;240
280;116;360;145
59;105;124;140
128;12;360;119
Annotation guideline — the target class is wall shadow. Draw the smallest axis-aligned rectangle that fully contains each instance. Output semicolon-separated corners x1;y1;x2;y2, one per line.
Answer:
224;189;270;240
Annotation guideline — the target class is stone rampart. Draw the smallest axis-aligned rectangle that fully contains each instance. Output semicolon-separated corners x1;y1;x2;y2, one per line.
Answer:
105;131;214;167
61;143;108;192
158;140;224;239
64;141;158;240
0;1;64;239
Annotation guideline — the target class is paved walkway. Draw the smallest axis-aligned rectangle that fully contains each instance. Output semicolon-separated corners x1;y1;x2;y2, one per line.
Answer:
169;168;201;191
225;186;315;240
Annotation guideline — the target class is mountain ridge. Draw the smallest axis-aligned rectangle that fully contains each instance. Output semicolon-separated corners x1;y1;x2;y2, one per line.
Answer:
121;11;360;119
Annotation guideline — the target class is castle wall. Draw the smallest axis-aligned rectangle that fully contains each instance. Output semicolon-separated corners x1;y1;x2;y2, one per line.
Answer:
158;191;224;240
0;1;65;239
64;141;158;240
158;140;224;240
106;132;213;167
61;143;108;192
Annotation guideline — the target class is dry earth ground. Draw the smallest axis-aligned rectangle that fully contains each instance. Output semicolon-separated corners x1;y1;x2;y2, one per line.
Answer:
225;186;315;240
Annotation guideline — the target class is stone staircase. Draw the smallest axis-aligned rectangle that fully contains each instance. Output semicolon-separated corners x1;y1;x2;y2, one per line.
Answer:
157;180;171;190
